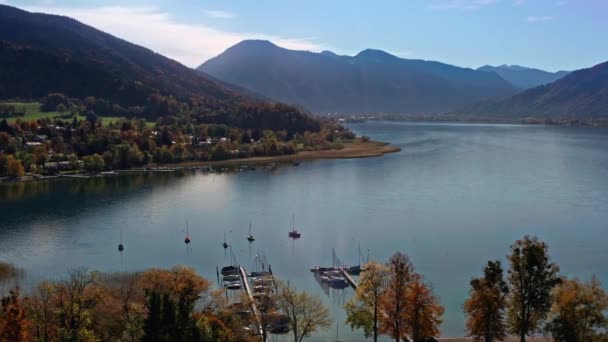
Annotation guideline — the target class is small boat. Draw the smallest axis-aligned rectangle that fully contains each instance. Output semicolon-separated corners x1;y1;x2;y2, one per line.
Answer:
224;281;242;290
327;277;349;289
221;265;239;276
288;214;301;239
249;271;270;278
222;232;228;249
222;274;240;282
269;315;290;334
348;265;362;275
247;222;255;243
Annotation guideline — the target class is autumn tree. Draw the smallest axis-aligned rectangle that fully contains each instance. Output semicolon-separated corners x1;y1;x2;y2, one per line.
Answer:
405;275;444;342
1;287;29;342
507;236;560;342
26;281;57;342
33;146;48;167
379;252;415;342
54;268;101;341
140;266;210;341
89;272;146;342
6;155;25;177
545;276;608;342
464;260;509;342
278;282;332;342
345;261;388;341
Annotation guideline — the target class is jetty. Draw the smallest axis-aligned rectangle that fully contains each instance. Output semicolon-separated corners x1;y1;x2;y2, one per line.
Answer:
239;266;265;340
339;268;358;289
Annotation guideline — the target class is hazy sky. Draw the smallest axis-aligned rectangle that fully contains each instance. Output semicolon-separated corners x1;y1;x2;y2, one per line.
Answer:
6;0;608;71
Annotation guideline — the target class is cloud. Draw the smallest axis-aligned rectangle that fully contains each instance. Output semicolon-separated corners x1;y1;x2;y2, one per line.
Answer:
428;0;499;11
203;10;235;19
556;1;567;6
513;0;525;5
527;15;553;22
19;5;326;67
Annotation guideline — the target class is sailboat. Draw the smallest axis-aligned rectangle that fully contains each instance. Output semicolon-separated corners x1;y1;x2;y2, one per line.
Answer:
246;221;255;242
184;221;191;244
118;231;124;252
222;232;228;249
288;214;301;239
347;243;364;275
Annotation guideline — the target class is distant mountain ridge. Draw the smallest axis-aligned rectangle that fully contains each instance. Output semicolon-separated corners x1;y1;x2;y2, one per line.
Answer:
461;61;608;118
198;40;517;115
0;5;321;133
477;65;570;90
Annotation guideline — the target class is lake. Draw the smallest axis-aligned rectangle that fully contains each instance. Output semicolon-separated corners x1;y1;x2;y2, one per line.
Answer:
1;121;608;340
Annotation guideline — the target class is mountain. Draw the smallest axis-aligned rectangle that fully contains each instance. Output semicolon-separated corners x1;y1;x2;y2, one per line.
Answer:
0;5;320;133
462;61;608;118
198;40;517;115
478;65;570;90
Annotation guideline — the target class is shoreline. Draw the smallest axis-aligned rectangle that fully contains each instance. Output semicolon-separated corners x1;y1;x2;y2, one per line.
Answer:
145;140;400;170
0;140;400;183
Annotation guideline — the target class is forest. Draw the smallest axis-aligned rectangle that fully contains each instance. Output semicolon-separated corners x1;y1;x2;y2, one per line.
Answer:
0;95;354;178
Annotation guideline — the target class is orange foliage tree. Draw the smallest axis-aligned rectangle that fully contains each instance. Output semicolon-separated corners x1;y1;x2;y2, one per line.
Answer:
405;275;444;342
1;287;29;342
379;252;415;342
463;261;509;342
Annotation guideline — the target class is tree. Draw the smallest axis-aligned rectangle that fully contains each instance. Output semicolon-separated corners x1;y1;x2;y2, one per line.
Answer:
33;146;48;167
380;252;415;342
68;154;80;170
507;236;560;342
464;261;509;342
1;287;30;342
83;154;105;173
405;275;444;342
6;155;25;177
25;281;57;342
56;103;67;114
140;266;210;341
545;276;608;342
53;268;101;341
278;282;332;342
345;261;388;342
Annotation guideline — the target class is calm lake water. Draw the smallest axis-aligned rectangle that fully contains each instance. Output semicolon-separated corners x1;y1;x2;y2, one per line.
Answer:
1;121;608;340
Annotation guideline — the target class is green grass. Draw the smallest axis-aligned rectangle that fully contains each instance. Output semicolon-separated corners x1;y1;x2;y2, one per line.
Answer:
2;102;60;122
2;102;155;127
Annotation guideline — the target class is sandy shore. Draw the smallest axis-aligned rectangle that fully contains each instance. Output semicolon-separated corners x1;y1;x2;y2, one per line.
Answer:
0;140;400;183
146;140;401;169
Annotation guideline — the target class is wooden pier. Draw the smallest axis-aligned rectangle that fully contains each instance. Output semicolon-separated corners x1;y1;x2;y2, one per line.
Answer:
339;268;358;289
239;267;266;341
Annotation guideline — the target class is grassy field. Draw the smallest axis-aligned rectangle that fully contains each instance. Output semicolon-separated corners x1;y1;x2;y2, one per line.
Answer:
1;102;154;127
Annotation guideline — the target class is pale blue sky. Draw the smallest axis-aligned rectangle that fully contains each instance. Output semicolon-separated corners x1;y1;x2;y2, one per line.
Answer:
6;0;608;71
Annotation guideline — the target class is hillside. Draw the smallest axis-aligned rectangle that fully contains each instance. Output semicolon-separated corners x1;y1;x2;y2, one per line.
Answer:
198;40;517;115
461;61;608;119
478;65;569;90
0;5;320;133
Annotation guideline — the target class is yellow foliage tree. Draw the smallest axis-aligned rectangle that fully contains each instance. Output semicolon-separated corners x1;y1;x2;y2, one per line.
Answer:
6;155;24;177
